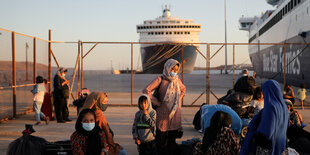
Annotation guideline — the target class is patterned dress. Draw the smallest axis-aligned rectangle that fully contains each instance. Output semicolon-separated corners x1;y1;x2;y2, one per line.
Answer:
70;131;107;155
194;127;240;155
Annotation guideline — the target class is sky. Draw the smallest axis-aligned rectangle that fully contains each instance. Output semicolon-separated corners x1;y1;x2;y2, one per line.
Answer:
0;0;275;70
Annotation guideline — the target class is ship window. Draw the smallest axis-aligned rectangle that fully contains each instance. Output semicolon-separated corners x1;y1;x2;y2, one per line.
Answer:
174;32;176;34
168;26;171;28
198;26;201;28
288;2;291;11
177;21;180;23
181;32;183;34
297;0;300;3
155;32;158;35
169;32;172;34
185;21;189;23
294;0;297;6
285;5;288;14
174;26;176;28
157;21;160;24
165;26;167;28
166;32;168;34
162;32;164;35
177;32;180;34
188;32;190;34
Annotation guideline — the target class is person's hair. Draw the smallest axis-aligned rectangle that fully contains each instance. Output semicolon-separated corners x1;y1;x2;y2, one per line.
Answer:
138;96;148;105
285;84;290;88
75;108;102;155
202;111;232;152
36;76;44;84
75;108;96;131
300;83;306;89
253;87;263;100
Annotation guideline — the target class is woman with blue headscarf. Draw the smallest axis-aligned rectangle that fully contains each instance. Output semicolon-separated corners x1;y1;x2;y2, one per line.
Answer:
240;80;289;155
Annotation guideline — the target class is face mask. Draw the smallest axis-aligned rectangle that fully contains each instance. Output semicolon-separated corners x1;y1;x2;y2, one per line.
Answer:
82;122;95;131
170;72;177;77
100;104;108;112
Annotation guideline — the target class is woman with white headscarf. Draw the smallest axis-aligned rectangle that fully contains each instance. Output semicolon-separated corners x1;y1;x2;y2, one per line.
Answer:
53;67;71;123
143;59;186;155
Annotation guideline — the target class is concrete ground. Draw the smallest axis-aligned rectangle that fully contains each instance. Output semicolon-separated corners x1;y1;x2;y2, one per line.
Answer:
1;74;309;154
1;104;310;155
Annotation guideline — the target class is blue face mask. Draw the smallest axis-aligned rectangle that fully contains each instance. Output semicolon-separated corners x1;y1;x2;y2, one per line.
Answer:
170;72;177;77
82;122;95;131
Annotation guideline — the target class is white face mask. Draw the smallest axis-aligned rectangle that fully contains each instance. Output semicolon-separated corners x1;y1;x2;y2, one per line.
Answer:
82;122;95;131
170;71;177;77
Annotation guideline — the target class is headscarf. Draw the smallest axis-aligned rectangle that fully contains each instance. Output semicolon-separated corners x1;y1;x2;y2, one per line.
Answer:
202;111;232;153
80;92;108;112
80;92;115;148
240;80;289;155
75;108;102;155
162;59;181;119
285;99;294;110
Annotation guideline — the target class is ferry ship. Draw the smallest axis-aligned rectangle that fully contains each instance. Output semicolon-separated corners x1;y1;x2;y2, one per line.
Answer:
137;6;201;74
239;0;310;88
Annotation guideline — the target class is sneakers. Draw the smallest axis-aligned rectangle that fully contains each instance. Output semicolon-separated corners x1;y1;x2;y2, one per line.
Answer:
45;117;49;125
64;119;72;122
34;122;41;125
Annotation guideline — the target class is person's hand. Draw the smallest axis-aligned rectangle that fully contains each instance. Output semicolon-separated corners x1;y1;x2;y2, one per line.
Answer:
135;138;141;145
143;108;148;115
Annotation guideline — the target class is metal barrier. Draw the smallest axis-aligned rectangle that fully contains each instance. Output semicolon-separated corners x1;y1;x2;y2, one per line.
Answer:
1;27;309;121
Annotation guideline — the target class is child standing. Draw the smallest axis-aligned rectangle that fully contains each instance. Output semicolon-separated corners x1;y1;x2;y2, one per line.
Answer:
132;94;156;155
298;83;307;109
31;76;48;125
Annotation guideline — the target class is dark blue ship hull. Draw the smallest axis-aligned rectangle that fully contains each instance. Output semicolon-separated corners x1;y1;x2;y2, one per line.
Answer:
250;33;310;88
141;44;197;74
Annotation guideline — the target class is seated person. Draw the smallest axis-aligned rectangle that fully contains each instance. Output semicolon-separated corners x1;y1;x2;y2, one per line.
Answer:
249;87;264;116
234;69;256;95
70;108;109;155
283;84;295;104
201;111;240;154
286;99;303;127
73;88;90;114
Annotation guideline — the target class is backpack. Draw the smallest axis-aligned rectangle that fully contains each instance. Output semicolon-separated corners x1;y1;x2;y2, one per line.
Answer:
234;76;256;95
152;76;163;110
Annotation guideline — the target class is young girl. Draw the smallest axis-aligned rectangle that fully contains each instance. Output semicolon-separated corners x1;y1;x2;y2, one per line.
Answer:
71;108;108;155
31;76;48;125
298;83;307;109
250;87;264;115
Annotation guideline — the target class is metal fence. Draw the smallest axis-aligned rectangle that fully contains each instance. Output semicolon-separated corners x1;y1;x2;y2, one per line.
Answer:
1;27;309;121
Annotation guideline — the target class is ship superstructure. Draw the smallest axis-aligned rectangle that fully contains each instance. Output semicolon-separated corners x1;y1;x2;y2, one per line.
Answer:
137;6;201;73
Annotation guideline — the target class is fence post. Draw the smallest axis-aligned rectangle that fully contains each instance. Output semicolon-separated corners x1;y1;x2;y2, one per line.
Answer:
33;37;37;83
48;29;52;93
81;41;84;89
283;44;286;86
181;45;184;106
206;44;210;104
131;43;133;106
77;40;81;98
12;32;16;117
233;44;235;86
